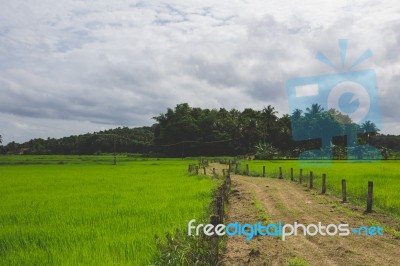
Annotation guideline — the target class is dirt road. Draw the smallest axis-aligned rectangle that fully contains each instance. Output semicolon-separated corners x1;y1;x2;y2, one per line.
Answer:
210;164;400;266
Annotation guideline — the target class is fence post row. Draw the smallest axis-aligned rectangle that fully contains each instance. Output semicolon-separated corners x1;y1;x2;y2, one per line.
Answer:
192;161;374;241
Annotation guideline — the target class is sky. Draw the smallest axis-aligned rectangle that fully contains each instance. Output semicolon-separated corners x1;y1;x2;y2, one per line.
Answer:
1;0;399;144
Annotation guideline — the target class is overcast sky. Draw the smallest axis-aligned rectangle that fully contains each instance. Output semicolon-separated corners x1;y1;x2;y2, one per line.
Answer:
1;0;399;144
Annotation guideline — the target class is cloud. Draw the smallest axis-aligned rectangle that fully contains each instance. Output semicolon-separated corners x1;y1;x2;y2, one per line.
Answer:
1;0;400;143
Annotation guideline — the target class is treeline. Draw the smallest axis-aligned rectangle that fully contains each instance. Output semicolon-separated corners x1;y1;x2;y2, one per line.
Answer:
0;103;399;157
152;103;387;158
0;127;154;155
153;103;293;156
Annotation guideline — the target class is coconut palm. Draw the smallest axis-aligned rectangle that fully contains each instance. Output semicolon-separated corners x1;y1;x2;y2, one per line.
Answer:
360;120;379;143
260;105;278;142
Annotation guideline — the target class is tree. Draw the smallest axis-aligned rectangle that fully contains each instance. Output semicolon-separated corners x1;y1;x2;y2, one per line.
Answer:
238;108;262;152
360;120;379;143
255;142;278;159
328;108;353;124
260;105;278;143
291;109;303;120
381;147;390;160
306;103;324;116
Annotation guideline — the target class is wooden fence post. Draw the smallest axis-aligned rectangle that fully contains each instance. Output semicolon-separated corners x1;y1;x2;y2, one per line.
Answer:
213;168;216;176
210;215;219;265
216;196;223;224
309;171;313;189
366;181;373;213
235;163;239;174
290;168;294;181
299;169;303;184
203;167;206;175
322;173;326;194
246;164;249;176
279;167;283;179
225;175;230;200
226;175;231;188
228;161;232;172
262;166;266;177
195;166;199;175
342;179;347;203
223;169;226;178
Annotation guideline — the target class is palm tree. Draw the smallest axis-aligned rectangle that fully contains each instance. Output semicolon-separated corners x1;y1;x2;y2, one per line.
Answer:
361;120;379;134
290;109;304;140
261;105;278;142
306;103;324;116
291;109;303;120
360;120;379;143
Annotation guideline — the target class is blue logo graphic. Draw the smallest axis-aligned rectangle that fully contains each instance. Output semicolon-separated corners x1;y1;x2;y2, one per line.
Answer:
351;225;383;236
286;40;381;163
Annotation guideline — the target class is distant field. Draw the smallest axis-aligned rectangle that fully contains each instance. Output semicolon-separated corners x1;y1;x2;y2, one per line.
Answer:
0;155;144;165
242;160;400;217
0;156;218;265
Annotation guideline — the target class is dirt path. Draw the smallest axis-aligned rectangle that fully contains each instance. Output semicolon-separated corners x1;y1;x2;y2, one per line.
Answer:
209;164;400;266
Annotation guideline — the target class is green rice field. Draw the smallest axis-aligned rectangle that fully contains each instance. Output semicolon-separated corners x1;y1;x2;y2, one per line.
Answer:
0;156;218;265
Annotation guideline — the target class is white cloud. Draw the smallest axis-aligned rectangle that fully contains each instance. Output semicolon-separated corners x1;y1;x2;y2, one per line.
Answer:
1;0;400;143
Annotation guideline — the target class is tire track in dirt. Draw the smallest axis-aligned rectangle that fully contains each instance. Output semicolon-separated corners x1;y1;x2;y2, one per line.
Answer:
212;164;400;266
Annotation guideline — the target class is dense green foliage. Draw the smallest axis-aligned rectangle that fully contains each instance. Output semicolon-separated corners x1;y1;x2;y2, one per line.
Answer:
290;105;382;160
0;127;154;155
0;157;218;265
0;103;398;157
153;103;292;156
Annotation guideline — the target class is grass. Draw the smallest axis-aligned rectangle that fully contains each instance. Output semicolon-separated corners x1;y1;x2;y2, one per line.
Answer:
0;155;151;165
0;156;218;265
285;256;310;266
241;160;400;218
251;194;270;223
